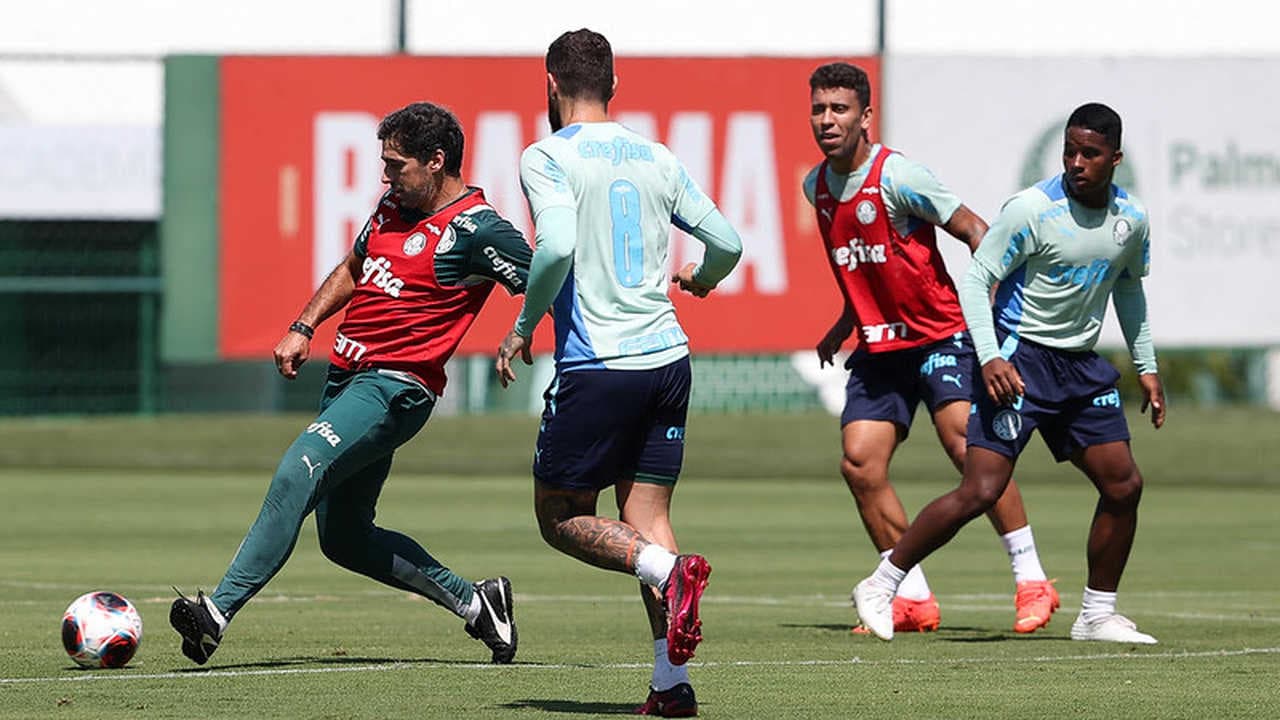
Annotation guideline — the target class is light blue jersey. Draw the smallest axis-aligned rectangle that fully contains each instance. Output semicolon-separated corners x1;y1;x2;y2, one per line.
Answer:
519;122;723;371
961;174;1156;373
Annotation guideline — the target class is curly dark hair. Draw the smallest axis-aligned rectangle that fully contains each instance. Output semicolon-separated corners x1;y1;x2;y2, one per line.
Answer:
1067;102;1122;150
546;28;614;103
809;62;872;112
376;102;464;176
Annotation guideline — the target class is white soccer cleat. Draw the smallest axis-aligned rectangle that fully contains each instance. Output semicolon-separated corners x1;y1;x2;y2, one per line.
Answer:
1070;613;1157;645
852;578;895;641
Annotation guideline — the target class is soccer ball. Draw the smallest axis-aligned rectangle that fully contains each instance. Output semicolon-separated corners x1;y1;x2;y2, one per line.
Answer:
61;591;143;668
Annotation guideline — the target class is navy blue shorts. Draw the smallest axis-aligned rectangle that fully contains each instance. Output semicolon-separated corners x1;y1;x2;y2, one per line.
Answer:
841;332;975;434
534;356;691;491
967;333;1130;462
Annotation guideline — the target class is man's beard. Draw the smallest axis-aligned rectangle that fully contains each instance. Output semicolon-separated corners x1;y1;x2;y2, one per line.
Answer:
547;94;563;132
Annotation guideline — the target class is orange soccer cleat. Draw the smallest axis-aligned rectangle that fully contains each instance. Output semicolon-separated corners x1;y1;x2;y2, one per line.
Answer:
853;593;940;635
893;594;941;632
1014;579;1060;634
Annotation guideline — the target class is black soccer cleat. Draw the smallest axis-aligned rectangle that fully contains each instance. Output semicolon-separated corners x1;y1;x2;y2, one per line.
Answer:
169;589;223;665
634;683;698;717
464;577;517;664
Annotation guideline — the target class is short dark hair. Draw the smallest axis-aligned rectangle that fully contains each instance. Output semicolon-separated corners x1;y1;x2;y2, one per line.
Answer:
376;102;465;176
1066;102;1122;150
809;62;872;111
546;28;614;103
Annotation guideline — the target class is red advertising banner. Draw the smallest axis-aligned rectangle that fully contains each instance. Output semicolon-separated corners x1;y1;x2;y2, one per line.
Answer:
219;55;880;359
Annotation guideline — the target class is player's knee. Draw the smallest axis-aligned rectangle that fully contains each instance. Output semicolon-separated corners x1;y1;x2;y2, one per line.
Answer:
958;475;1006;515
1100;467;1143;509
535;512;564;548
274;445;326;494
260;470;316;521
840;454;888;495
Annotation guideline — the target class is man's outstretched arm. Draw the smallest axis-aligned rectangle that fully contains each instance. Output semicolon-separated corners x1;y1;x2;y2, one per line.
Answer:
274;251;360;379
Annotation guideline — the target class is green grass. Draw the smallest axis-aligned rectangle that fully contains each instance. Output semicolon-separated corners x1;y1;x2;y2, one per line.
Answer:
1;409;1278;718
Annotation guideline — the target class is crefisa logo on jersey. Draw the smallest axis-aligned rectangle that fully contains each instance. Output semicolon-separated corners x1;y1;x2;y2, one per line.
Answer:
360;256;405;298
1113;218;1132;245
992;409;1023;441
402;232;427;256
832;238;888;272
856;199;877;225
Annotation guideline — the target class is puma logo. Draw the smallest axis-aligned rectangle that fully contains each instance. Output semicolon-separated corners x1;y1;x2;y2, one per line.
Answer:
300;454;322;479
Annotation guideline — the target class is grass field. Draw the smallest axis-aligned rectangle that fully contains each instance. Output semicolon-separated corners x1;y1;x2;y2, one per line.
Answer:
2;408;1278;719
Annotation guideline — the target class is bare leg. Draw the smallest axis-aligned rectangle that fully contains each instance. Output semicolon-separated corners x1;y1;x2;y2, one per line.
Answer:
1071;441;1144;592
931;400;1029;534
840;420;905;551
616;479;678;640
889;446;1016;570
533;481;651;573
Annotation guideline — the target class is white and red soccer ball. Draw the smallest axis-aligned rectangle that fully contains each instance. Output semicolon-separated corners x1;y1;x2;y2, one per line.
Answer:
61;591;142;668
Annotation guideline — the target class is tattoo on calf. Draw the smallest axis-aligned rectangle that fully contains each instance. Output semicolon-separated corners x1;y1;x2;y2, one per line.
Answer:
551;517;648;573
535;488;649;574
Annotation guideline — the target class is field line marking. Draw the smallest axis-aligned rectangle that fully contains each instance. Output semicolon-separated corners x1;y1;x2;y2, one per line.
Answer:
4;647;1278;685
7;584;1277;624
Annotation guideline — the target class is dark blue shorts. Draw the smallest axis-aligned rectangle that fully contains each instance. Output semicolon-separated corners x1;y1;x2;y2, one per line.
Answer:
841;332;975;434
534;356;691;491
967;333;1130;462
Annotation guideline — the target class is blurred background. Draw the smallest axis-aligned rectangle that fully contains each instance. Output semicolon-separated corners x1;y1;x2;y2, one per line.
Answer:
2;0;1277;418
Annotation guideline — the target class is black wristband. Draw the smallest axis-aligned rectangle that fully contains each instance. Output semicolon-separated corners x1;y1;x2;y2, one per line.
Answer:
288;320;314;339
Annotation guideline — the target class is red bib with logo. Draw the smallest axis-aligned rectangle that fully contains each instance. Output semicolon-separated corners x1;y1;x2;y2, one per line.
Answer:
814;147;966;352
330;190;494;395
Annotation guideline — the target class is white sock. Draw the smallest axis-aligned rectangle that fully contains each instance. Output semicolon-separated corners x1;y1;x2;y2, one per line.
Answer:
869;555;908;595
1000;525;1048;583
636;544;678;590
462;592;482;624
883;550;931;601
1079;587;1118;623
205;597;229;632
651;638;689;691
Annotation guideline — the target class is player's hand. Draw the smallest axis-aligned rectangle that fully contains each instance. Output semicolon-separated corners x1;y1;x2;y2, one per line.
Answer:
496;330;533;388
981;357;1024;406
1138;373;1166;429
672;263;714;298
817;321;854;368
274;331;311;380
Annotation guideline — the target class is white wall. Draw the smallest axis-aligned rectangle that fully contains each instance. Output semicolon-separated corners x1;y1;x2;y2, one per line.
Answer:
886;56;1280;348
0;61;160;125
888;0;1279;56
406;0;879;56
0;0;397;56
2;0;1278;227
3;0;1271;58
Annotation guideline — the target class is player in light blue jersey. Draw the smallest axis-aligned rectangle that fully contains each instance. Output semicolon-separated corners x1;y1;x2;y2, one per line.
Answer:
805;61;1057;636
854;104;1166;646
495;29;742;718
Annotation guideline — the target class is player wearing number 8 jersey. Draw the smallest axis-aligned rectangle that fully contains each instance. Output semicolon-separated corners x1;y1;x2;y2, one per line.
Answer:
495;29;742;717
